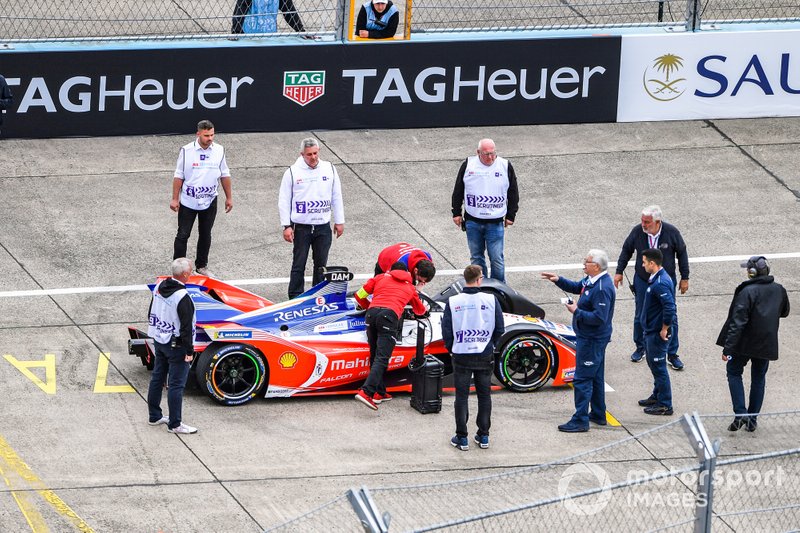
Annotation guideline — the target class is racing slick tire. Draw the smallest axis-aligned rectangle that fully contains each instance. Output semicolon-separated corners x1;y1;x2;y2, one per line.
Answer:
494;332;555;392
196;343;268;406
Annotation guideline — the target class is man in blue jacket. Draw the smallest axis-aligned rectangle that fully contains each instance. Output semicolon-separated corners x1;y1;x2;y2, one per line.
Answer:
542;249;616;432
442;265;505;450
614;205;689;370
638;248;676;416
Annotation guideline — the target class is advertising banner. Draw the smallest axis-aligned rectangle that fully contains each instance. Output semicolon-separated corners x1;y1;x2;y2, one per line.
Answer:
618;30;800;122
0;37;620;138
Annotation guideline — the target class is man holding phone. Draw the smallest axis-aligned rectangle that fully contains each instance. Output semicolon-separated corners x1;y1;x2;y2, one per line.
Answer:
541;249;616;432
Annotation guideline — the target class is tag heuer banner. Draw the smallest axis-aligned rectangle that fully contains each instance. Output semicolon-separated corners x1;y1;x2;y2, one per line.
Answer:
0;38;620;138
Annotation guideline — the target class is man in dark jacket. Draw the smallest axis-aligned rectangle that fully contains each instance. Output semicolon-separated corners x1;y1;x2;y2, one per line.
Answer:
542;249;616;432
615;205;689;369
638;248;676;416
355;0;399;39
716;256;790;432
442;265;504;450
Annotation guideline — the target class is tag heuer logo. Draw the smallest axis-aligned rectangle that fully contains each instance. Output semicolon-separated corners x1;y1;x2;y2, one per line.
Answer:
283;71;325;106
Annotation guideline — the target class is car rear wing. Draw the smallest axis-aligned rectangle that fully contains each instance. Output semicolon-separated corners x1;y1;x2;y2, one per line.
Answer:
128;327;155;370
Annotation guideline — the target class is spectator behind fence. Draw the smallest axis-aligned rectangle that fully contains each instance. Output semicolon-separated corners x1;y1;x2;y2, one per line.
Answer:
171;120;233;278
451;138;519;284
442;265;504;451
0;74;13;135
541;249;616;433
232;0;305;34
356;0;399;39
279;138;345;299
716;256;790;433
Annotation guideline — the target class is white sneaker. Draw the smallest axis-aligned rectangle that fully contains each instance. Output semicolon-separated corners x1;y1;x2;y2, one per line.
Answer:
196;267;213;277
148;416;168;426
168;423;198;434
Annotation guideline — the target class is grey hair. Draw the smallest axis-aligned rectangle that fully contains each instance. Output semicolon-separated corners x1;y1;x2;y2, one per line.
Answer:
477;138;495;150
642;205;663;221
172;257;193;276
587;249;609;271
300;137;319;151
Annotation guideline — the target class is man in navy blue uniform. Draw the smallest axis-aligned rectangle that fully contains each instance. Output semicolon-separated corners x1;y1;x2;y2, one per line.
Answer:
542;249;616;432
638;248;676;416
614;206;689;370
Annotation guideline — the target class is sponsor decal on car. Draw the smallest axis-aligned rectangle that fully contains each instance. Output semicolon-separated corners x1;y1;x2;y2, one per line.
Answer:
279;352;298;369
211;330;253;340
562;367;576;380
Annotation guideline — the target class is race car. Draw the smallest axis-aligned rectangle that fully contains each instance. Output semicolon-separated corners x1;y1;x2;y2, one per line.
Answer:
128;267;577;406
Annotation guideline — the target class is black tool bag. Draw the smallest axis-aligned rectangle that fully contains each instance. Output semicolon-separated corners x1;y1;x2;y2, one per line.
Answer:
409;323;443;414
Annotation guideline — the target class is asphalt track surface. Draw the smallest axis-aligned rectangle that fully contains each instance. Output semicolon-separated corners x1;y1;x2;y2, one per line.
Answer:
0;118;799;531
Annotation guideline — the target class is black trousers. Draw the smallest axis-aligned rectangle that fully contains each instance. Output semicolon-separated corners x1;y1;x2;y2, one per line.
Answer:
362;307;399;396
288;223;332;298
173;198;217;269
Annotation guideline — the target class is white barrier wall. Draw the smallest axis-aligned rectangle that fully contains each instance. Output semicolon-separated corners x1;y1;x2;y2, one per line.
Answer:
618;29;800;122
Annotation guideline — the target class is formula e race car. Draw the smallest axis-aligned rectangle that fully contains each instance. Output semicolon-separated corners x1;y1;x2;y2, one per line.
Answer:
128;267;577;406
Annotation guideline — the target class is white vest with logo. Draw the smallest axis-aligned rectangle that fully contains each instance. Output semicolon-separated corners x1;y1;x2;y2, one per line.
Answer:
281;157;344;225
175;141;230;211
449;292;496;354
147;280;196;345
463;155;510;219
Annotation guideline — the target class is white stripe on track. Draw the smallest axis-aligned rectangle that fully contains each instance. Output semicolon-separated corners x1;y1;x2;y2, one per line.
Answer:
1;252;798;298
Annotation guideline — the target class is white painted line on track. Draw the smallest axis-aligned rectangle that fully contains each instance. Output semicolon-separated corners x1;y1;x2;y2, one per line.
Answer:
1;252;798;299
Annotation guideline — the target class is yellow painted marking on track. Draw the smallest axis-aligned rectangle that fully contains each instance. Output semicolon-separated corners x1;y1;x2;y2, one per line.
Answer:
4;354;56;394
0;461;50;532
0;434;95;533
93;353;135;394
566;383;622;427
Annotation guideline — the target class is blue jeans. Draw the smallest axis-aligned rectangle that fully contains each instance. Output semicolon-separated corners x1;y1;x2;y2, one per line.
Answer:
465;220;505;283
569;337;608;426
727;356;770;420
147;341;192;429
633;275;679;356
644;332;672;409
288;223;332;299
453;362;492;438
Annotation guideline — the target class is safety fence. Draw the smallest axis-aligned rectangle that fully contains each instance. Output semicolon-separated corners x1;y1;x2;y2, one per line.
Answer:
1;0;799;42
265;410;800;532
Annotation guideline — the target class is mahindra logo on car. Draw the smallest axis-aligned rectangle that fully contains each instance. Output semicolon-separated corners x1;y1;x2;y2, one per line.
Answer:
331;355;403;371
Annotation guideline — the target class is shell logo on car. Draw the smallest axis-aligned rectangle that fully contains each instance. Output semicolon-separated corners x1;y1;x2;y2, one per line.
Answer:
279;352;298;369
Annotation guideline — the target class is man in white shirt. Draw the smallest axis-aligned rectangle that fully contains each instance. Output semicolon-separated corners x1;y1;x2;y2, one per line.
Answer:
171;120;233;277
278;138;345;298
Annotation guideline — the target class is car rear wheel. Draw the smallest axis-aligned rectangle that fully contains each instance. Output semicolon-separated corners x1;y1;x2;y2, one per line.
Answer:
196;343;268;406
494;333;554;392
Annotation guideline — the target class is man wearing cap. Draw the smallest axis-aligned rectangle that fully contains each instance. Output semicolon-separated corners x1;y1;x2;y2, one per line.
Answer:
716;256;790;433
355;0;399;39
614;205;689;370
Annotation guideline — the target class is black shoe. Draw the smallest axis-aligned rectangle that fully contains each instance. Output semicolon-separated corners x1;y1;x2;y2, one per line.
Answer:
745;418;758;432
630;350;645;363
728;418;747;432
668;354;685;370
643;405;674;416
558;422;589;433
638;397;658;407
589;415;607;426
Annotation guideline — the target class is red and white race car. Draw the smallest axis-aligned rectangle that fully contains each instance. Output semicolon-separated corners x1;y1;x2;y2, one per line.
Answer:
129;268;576;406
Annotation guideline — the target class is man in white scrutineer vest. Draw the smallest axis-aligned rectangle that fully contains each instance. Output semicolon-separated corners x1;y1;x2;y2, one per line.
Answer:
279;137;345;299
147;257;198;435
171;119;233;278
442;265;505;451
451;138;519;284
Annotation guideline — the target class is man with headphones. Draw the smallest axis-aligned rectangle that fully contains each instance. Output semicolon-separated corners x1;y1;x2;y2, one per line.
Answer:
716;256;790;433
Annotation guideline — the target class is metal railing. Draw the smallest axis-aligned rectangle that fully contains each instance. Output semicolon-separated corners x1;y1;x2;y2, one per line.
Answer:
266;410;800;532
1;0;799;42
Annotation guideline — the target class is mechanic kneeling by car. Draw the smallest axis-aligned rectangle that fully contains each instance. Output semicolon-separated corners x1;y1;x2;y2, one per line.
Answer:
354;262;428;410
